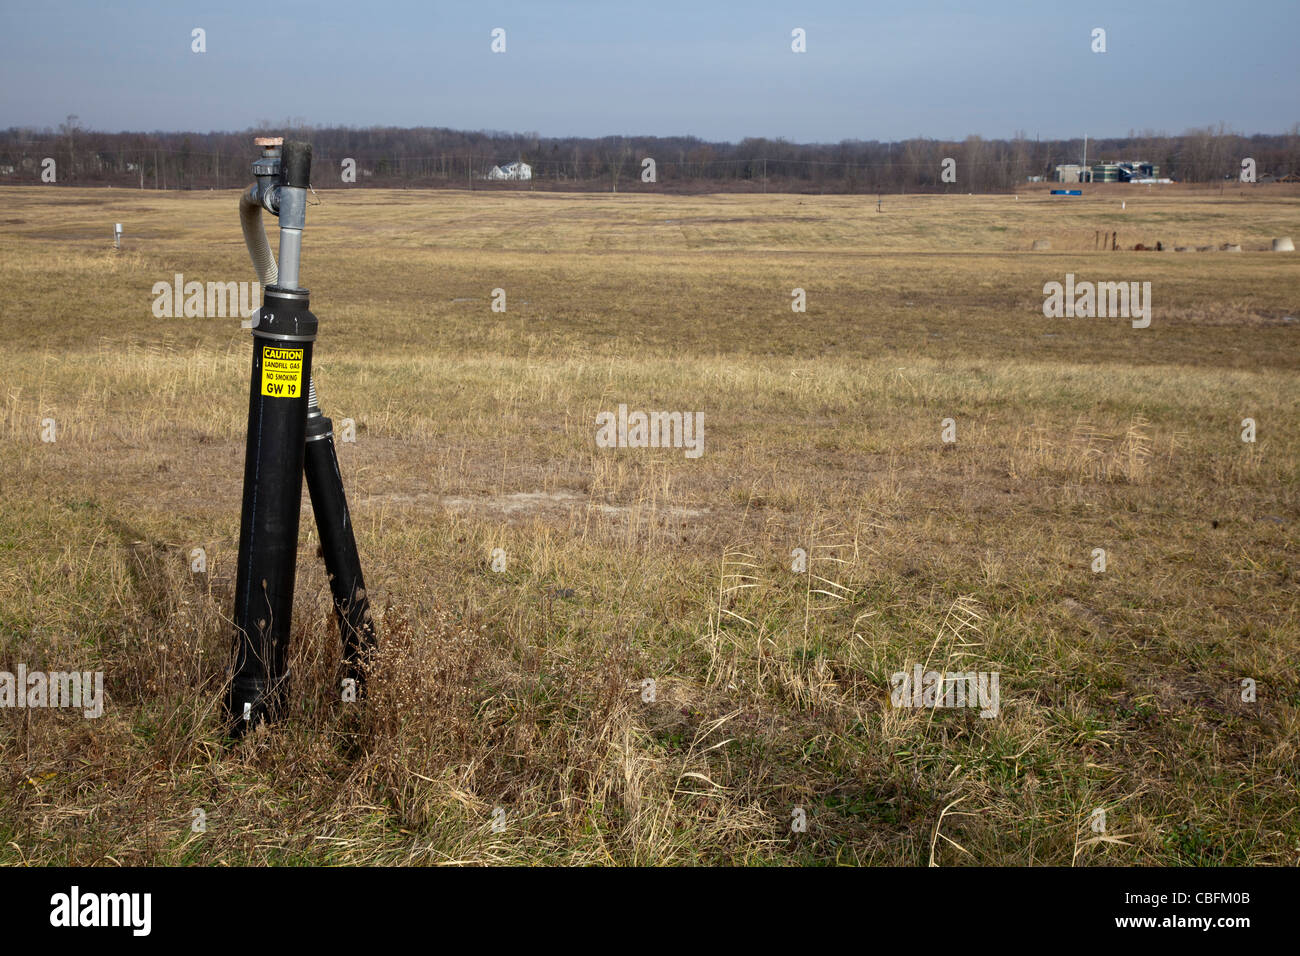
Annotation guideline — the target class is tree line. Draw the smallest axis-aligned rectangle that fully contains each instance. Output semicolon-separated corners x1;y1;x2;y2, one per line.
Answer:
3;118;1297;192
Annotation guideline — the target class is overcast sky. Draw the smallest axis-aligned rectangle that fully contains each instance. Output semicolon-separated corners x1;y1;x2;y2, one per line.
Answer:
1;0;1296;142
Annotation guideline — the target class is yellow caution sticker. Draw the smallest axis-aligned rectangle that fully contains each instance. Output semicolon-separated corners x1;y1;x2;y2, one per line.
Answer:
261;346;304;399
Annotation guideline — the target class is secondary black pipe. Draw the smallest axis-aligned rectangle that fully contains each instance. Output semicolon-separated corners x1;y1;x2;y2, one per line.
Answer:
304;396;378;694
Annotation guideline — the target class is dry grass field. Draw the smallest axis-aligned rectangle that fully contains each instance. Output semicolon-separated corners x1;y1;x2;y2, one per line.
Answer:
0;184;1297;865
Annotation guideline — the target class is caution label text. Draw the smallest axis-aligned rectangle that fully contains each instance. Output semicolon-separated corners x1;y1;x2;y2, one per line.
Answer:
261;346;304;398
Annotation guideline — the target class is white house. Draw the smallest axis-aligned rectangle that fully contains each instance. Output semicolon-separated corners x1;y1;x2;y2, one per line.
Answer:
487;161;532;181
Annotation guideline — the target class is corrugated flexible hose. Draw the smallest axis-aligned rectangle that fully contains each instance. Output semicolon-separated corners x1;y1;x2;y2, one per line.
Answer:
239;185;278;287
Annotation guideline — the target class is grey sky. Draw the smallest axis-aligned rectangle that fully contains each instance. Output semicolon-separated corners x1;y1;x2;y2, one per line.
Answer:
1;0;1295;142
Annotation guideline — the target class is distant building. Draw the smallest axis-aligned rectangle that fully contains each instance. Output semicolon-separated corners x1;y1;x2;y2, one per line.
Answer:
1093;163;1120;183
486;161;532;181
1115;161;1159;181
1057;161;1163;184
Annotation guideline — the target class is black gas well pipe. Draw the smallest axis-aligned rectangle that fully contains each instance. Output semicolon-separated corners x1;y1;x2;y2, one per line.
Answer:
305;392;378;694
225;138;377;737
